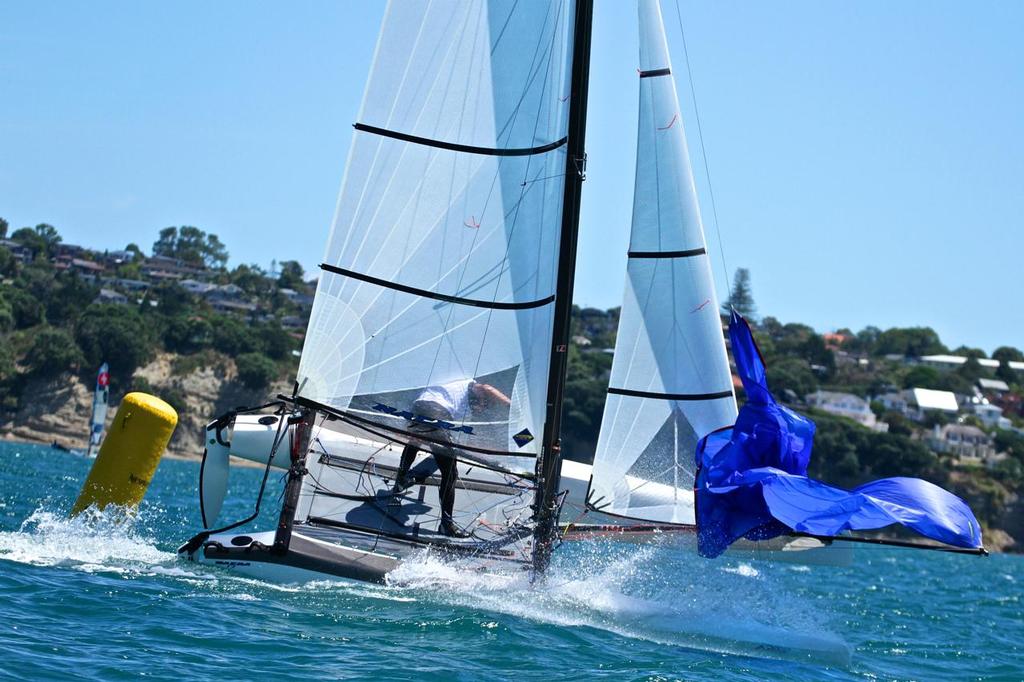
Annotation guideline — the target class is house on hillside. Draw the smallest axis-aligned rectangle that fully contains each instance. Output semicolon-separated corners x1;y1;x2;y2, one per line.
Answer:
877;387;959;422
805;390;886;430
971;402;1012;430
280;288;314;308
978;378;1010;394
0;239;34;264
54;255;105;277
95;288;129;305
180;279;216;295
104;249;137;265
209;298;257;315
918;354;999;372
927;424;1001;466
142;255;208;281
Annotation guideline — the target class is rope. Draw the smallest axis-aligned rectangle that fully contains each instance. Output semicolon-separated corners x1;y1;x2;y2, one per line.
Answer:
672;0;731;295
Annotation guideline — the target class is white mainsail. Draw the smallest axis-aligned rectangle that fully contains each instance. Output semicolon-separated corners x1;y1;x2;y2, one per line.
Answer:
588;0;736;524
296;1;575;475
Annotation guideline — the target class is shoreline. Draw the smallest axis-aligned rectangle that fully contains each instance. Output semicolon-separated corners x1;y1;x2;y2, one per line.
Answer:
2;434;1016;554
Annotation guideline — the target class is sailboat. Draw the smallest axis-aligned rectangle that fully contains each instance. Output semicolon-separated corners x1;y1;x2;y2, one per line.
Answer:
86;363;110;459
179;0;982;584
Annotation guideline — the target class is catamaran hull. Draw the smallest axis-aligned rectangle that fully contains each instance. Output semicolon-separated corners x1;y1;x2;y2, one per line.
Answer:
186;530;399;584
183;415;849;584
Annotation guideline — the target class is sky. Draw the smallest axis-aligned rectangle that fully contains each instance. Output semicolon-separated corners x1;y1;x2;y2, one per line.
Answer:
2;1;1022;353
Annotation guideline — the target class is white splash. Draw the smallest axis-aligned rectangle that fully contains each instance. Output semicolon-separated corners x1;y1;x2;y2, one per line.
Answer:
0;507;174;571
386;540;850;666
722;562;760;578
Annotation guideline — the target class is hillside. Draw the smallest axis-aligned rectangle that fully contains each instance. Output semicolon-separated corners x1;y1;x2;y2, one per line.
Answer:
1;220;1022;549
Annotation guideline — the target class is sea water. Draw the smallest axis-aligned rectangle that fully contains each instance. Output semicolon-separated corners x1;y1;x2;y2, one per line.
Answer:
0;441;1020;681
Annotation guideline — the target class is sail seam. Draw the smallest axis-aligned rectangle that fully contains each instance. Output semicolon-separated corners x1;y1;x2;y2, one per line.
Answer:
638;67;671;78
606;387;733;401
353;123;568;157
319;263;554;310
627;247;706;259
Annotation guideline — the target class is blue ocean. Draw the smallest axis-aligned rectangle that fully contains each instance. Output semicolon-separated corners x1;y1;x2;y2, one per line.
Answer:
0;440;1020;680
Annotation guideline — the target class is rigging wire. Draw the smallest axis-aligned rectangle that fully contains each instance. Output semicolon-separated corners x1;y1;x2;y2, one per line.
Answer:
671;0;731;296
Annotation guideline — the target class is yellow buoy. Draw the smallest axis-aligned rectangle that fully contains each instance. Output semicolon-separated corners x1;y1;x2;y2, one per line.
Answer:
71;392;178;516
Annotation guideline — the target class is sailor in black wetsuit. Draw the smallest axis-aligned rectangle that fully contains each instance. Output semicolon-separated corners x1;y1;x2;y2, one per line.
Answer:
392;379;510;537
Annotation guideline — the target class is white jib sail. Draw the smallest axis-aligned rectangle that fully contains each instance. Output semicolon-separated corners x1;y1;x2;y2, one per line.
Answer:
588;0;736;524
297;1;575;474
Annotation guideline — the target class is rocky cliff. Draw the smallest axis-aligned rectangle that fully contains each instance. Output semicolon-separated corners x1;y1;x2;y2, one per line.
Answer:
0;352;290;458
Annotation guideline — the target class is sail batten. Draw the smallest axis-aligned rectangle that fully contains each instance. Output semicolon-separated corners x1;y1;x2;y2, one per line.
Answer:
587;0;736;525
353;123;568;157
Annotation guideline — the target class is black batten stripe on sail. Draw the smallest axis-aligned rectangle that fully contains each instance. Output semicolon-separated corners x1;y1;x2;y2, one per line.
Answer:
353;123;568;157
627;247;706;259
607;387;733;401
319;263;554;310
638;67;671;78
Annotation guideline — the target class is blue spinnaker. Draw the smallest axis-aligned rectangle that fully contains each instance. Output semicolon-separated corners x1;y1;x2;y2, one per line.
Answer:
694;312;983;558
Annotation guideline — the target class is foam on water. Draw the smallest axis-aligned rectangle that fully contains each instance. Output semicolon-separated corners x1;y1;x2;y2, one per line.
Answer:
386;540;851;666
0;506;175;572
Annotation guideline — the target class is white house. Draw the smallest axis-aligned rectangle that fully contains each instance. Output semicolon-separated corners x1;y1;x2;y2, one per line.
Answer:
919;354;1000;371
978;378;1010;394
969;400;1013;430
806;390;882;429
928;424;1001;466
877;387;959;421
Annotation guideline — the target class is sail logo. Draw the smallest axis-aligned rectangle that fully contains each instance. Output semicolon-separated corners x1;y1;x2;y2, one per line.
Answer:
512;428;534;448
371;403;474;435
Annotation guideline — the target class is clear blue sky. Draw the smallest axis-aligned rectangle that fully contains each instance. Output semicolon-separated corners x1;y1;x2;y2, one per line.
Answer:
2;2;1022;353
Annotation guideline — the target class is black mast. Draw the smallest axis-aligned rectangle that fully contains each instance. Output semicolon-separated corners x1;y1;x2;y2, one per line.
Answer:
532;0;594;576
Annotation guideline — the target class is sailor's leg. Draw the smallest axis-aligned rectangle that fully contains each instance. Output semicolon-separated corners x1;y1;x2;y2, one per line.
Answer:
437;452;458;521
393;442;418;492
437;452;468;537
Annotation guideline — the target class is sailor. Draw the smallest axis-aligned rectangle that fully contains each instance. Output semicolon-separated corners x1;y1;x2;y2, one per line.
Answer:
392;379;510;537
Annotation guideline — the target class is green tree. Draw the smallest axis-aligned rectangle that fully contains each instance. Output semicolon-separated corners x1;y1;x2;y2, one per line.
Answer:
4;286;44;328
722;268;757;320
163;316;213;354
33;223;62;259
0;343;14;382
230;263;274;298
0;217;8;239
0;296;13;333
765;357;817;400
211;316;260;356
152;226;229;269
10;227;47;261
235;352;278;389
149;281;193;318
0;245;15;277
257;322;294;360
277;260;306;291
25;327;84;377
951;345;986;359
874;327;946;358
993;346;1023;384
46;272;99;327
76;305;155;381
902;364;942;390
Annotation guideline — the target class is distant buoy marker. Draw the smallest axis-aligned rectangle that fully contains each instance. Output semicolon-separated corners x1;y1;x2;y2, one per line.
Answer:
71;392;178;516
